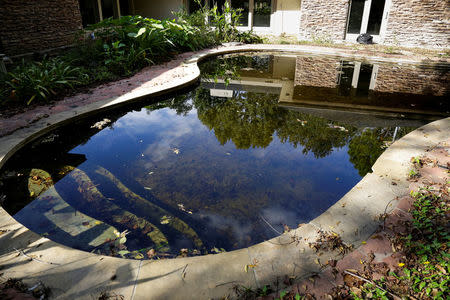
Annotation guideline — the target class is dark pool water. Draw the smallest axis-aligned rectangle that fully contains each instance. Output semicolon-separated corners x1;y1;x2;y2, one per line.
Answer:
1;53;448;259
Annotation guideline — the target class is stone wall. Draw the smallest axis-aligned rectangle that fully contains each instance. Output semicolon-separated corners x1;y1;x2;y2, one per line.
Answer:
298;0;349;42
294;56;340;88
0;0;83;56
384;0;450;48
375;64;449;96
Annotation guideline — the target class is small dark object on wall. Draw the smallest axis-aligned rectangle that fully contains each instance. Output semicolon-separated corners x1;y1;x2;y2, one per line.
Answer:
356;33;373;44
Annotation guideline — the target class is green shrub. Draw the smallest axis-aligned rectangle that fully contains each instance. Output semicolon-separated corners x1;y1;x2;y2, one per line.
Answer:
3;57;86;105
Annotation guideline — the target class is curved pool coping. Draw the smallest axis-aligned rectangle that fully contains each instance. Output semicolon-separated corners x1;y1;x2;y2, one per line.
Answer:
0;44;449;299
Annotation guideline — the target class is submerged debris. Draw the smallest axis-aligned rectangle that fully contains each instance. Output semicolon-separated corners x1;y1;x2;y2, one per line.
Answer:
177;203;193;214
40;133;59;144
171;147;180;155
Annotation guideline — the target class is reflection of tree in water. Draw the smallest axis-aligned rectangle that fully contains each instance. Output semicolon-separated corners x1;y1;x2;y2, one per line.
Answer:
144;86;414;177
348;127;414;177
194;88;285;149
277;111;356;158
192;87;357;157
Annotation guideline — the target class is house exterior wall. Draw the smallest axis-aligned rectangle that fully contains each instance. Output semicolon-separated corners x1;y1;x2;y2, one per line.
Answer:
297;0;449;49
383;0;450;48
0;0;83;56
298;0;349;41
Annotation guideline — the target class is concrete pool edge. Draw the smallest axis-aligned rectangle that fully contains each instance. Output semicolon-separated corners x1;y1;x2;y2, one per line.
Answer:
0;45;448;299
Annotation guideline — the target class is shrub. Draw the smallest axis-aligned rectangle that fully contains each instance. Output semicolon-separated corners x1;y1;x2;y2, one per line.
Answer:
2;57;87;105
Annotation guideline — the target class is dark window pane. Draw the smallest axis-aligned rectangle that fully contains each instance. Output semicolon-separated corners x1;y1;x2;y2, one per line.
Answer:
101;0;116;19
208;0;226;23
347;0;365;34
367;0;386;35
338;61;355;96
119;0;130;16
189;0;206;13
79;0;100;27
356;64;373;97
209;0;226;14
254;0;271;27
231;0;249;26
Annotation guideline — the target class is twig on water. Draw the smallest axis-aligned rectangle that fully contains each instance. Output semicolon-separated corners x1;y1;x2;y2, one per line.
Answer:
259;214;282;235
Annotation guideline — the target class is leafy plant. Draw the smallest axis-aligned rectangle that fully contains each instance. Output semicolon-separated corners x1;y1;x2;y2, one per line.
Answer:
3;57;86;105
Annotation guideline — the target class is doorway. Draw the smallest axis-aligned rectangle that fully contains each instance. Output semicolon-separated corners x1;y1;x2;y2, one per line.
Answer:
346;0;390;43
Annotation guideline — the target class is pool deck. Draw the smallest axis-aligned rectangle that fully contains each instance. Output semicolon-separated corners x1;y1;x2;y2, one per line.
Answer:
0;44;449;299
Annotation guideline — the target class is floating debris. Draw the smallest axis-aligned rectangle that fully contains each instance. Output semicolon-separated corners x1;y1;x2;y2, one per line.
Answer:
296;119;308;126
328;123;349;132
177;203;193;214
91;118;111;130
171;147;180;155
40;133;59;144
144;187;152;190
160;215;172;224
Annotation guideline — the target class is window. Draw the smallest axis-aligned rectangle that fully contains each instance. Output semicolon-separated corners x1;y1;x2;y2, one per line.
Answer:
187;0;272;28
253;0;271;27
79;0;101;27
231;0;249;26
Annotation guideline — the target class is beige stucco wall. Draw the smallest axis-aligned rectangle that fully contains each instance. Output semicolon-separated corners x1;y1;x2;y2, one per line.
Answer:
133;0;184;20
274;0;301;35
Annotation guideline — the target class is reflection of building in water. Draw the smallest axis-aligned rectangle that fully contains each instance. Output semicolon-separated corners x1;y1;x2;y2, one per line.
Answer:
288;56;449;116
201;54;449;127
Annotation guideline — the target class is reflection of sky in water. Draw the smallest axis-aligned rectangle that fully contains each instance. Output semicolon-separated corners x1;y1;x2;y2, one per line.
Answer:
68;102;361;249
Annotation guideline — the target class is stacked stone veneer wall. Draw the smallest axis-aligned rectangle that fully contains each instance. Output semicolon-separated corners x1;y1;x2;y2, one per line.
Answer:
298;0;349;42
0;0;83;56
384;0;450;48
375;65;449;96
294;56;340;88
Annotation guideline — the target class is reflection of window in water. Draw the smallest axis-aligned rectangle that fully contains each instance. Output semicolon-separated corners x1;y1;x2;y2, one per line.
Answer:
337;61;376;97
356;64;373;97
337;61;355;96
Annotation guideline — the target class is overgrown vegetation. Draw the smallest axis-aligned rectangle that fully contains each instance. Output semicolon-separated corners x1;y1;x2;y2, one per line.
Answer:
340;155;449;300
0;1;260;107
352;187;449;299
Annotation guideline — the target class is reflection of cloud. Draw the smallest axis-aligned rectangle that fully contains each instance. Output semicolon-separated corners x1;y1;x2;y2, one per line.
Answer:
261;205;300;229
143;111;202;162
198;212;253;246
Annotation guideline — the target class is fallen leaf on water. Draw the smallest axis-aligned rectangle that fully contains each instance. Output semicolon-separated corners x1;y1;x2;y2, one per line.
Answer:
118;250;130;258
147;249;156;258
160;215;171;224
